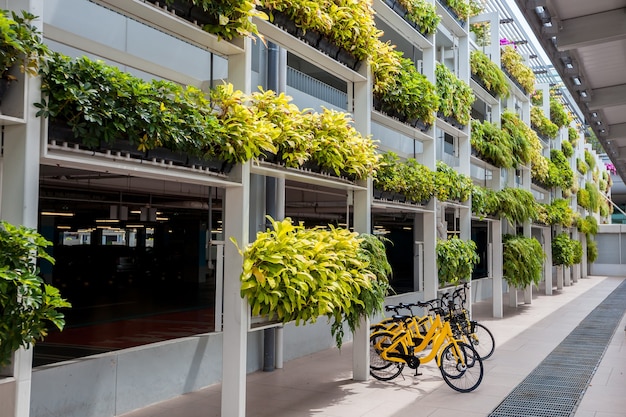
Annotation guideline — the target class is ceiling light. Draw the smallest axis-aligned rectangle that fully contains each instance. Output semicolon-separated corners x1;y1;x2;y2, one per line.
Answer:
572;77;581;86
591;112;598;118
41;211;74;217
580;91;588;98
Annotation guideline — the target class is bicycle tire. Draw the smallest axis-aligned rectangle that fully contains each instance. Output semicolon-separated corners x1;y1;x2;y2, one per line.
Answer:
438;342;483;392
467;322;495;360
370;331;406;381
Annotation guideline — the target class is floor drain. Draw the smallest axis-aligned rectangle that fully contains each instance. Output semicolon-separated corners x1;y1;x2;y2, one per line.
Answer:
489;280;626;417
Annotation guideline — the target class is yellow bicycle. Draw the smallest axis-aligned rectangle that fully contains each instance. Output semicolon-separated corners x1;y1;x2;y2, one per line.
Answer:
370;303;484;392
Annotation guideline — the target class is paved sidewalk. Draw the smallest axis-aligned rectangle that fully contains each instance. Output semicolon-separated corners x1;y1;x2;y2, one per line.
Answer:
120;276;626;417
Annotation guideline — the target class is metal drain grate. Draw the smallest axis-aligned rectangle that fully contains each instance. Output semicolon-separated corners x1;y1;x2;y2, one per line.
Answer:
489;280;626;417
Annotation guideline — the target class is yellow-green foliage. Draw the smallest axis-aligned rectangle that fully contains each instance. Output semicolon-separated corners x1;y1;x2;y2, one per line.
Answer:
437;236;479;286
500;45;536;94
470;50;509;97
531;106;559;139
234;217;391;348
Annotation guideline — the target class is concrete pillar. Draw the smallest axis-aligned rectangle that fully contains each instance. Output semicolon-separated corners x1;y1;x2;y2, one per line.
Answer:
221;38;251;417
351;60;372;382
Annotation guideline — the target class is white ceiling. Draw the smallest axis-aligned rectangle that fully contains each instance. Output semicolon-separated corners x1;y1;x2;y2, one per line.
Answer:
514;0;626;184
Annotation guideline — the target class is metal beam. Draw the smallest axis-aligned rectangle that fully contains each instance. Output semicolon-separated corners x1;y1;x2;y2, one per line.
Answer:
588;84;626;110
557;8;626;51
608;123;626;140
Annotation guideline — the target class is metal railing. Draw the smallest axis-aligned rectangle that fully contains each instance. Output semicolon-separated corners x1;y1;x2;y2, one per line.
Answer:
287;67;347;109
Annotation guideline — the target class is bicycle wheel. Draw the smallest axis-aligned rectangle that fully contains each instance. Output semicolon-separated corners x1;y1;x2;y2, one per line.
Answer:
370;331;406;381
438;342;483;392
467;322;495;360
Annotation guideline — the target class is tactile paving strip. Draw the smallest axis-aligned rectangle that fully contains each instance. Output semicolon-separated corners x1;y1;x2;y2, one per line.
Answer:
489;280;626;417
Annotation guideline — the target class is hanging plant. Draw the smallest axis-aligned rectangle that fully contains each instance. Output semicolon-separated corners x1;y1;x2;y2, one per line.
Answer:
434;161;473;202
373;152;434;203
568;127;579;144
536;198;577;227
0;10;49;83
576;157;588;175
470;119;515;168
436;237;479;286
584;149;596;170
393;0;441;36
572;240;583;264
587;238;598;263
233;217;391;348
500;110;532;167
470;50;509;98
0;221;71;366
503;234;544;288
436;63;474;127
500;45;535;94
157;0;266;41
552;232;575;266
550;96;570;128
531;106;559;139
491;187;538;225
471;185;499;219
577;215;598;236
561;140;574;158
375;53;439;127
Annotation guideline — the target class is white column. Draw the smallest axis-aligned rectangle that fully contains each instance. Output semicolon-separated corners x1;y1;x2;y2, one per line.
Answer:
1;2;44;415
492;220;503;318
221;39;251;417
544;227;553;295
351;60;372;381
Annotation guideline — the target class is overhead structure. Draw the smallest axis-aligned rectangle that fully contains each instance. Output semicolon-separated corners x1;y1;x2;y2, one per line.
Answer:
514;0;626;184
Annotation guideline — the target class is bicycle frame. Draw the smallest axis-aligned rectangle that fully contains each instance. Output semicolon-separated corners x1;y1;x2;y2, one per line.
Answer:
373;314;467;368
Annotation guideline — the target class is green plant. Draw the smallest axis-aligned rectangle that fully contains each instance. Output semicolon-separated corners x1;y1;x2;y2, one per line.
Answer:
434;161;473;202
375;53;439;127
550;96;570;128
436;237;479;286
537;198;577;227
568;127;579;143
436;63;474;127
441;0;484;22
572;240;583;264
470;21;490;46
500;45;535;94
0;10;48;80
502;234;544;288
584;149;596;170
490;187;538;225
399;0;441;35
577;158;588;175
470;50;509;98
471;185;498;219
0;221;71;366
587;238;598;263
561;140;574;158
373;152;435;202
531;106;559;139
470;119;515;168
552;232;575;266
164;0;265;40
500;110;532;167
233;217;391;348
308;108;379;178
577;215;598;235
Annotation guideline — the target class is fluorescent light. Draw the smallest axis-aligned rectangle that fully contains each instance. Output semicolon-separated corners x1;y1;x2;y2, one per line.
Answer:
56;226;71;230
41;211;74;217
95;219;120;223
126;224;145;228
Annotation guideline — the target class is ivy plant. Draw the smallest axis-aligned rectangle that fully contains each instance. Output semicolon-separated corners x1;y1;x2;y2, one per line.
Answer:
0;221;71;366
502;234;544;288
587;238;598;263
398;0;441;35
373;152;434;203
233;217;391;348
436;237;479;286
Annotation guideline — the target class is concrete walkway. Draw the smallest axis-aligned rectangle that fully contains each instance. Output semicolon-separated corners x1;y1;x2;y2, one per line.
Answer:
119;275;626;417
